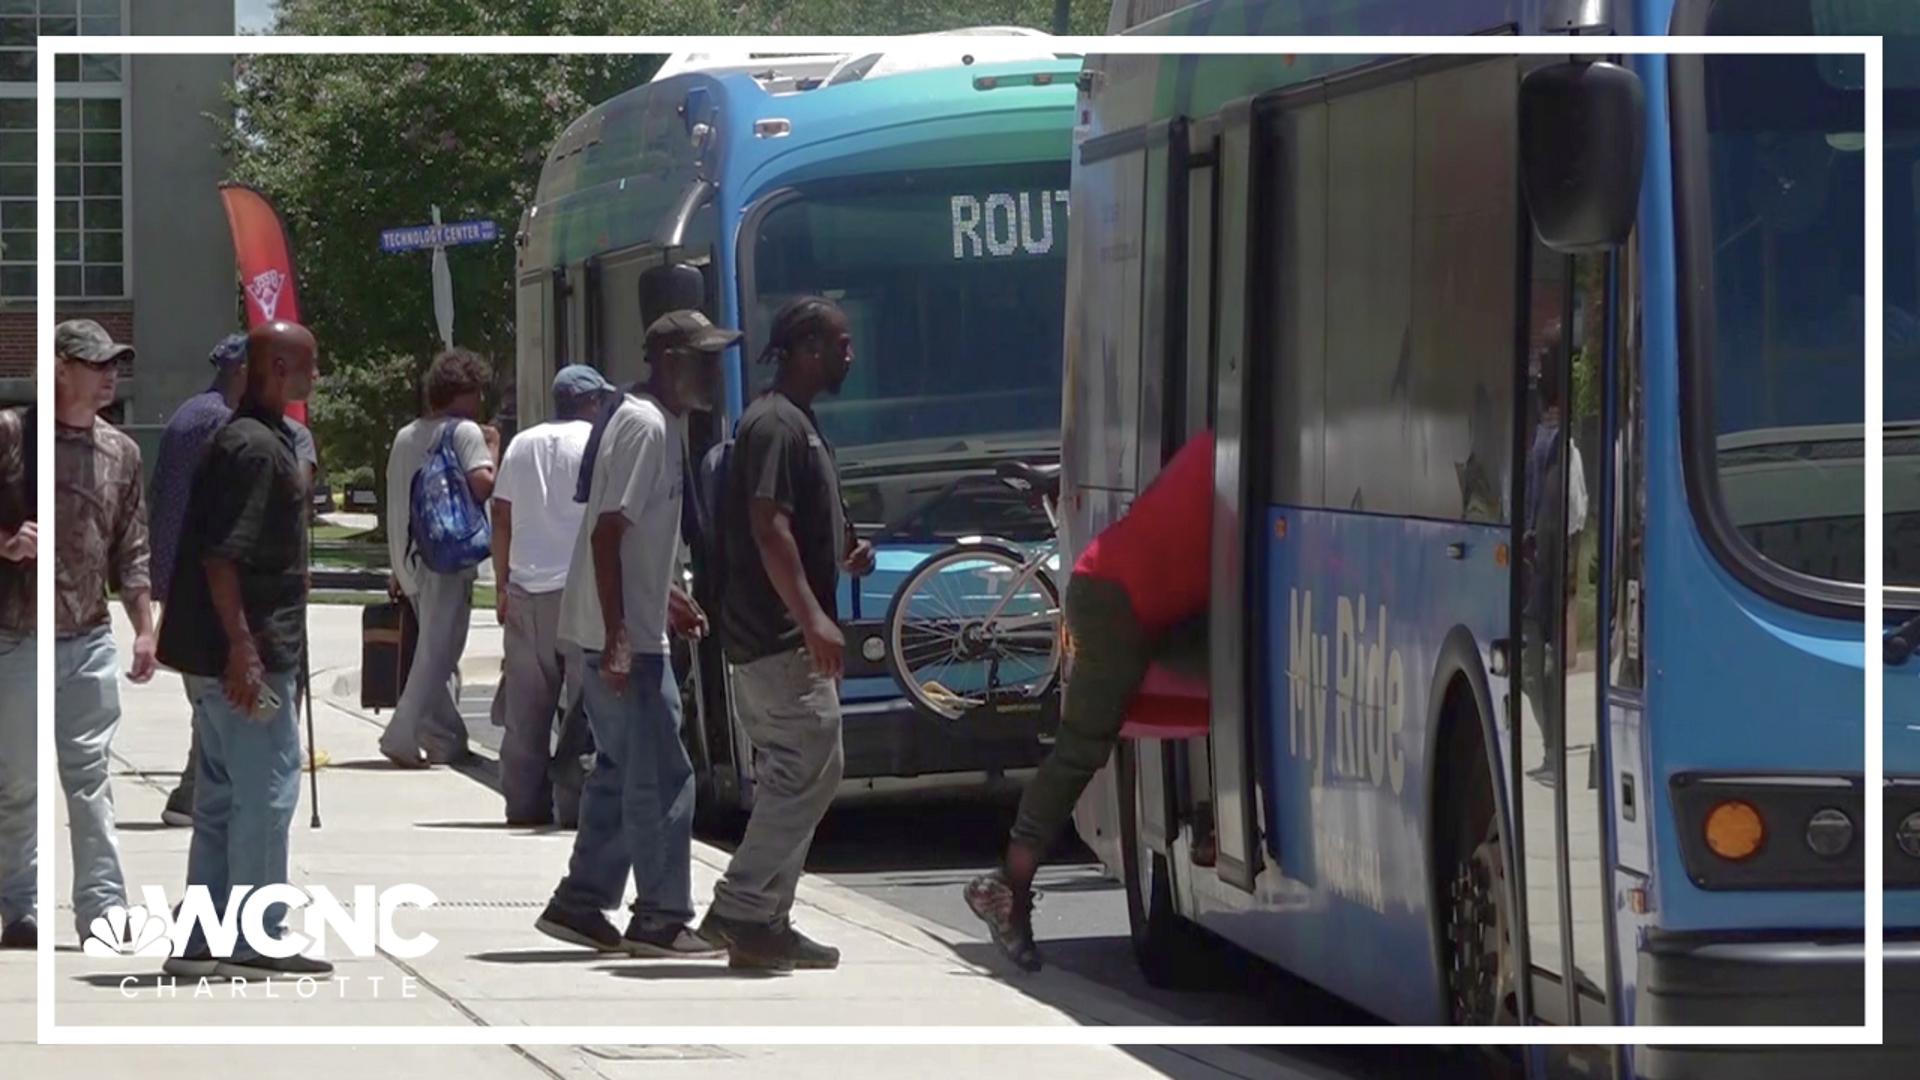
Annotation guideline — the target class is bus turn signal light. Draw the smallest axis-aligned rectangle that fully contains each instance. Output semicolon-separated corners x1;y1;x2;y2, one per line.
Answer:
1704;800;1765;861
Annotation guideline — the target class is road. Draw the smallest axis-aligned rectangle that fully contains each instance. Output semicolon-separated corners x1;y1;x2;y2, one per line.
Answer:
449;682;1485;1080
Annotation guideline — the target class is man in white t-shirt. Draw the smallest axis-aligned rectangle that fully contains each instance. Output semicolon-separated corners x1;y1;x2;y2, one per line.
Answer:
380;348;499;769
488;365;612;825
534;310;734;958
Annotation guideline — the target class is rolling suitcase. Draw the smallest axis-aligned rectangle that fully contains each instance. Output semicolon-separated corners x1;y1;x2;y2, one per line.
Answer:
360;599;418;712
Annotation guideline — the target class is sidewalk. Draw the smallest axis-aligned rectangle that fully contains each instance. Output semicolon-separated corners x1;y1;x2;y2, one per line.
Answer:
0;607;1323;1080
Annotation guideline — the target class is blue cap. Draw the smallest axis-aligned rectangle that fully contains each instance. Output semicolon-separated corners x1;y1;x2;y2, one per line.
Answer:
552;364;614;404
209;332;248;370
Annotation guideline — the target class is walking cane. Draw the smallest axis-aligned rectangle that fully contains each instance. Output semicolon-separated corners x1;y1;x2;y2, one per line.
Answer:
302;494;321;829
302;642;320;828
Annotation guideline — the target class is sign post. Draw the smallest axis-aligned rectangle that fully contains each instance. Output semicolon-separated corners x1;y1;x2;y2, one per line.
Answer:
378;213;501;348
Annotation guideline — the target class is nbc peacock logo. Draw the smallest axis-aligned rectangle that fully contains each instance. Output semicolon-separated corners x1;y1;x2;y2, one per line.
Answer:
81;905;175;959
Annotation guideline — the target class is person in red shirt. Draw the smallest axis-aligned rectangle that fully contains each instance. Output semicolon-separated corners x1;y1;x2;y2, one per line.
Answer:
965;429;1216;972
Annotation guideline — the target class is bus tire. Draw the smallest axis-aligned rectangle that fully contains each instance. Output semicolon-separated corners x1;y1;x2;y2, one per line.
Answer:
1115;741;1209;989
1436;686;1519;1028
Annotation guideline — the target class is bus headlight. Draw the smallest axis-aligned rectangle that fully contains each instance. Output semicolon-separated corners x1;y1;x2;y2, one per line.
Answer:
1804;808;1854;858
1703;801;1765;861
1898;811;1920;860
862;636;886;663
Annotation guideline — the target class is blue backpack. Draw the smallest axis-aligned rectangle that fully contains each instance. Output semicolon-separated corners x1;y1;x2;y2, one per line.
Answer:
408;421;491;574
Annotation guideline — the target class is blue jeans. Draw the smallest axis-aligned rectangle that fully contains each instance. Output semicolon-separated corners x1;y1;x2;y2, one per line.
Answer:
0;631;34;927
553;653;695;931
181;669;301;960
56;627;130;936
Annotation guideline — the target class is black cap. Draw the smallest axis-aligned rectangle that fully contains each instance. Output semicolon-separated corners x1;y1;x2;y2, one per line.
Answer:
645;310;740;355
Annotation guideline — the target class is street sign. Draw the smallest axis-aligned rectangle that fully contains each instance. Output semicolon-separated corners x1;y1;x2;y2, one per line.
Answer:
379;219;499;253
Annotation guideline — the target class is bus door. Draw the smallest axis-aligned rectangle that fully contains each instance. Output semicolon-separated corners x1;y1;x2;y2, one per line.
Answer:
514;265;556;429
1513;120;1622;1036
1133;113;1223;873
1205;98;1264;893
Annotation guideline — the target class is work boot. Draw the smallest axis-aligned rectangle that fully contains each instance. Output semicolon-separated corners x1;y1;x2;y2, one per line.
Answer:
698;910;797;973
964;866;1041;973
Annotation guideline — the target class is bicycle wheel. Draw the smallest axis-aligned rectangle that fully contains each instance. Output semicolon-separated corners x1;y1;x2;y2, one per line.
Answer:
883;541;1062;721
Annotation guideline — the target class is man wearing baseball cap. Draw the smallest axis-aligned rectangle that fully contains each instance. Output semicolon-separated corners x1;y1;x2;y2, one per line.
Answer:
535;310;736;958
149;333;321;828
47;318;152;948
487;364;615;827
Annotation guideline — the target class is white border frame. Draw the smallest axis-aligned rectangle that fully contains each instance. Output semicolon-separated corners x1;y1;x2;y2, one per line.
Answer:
34;33;1884;1049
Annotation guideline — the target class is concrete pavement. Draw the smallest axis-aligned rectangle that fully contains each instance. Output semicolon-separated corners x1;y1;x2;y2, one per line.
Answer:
0;606;1335;1080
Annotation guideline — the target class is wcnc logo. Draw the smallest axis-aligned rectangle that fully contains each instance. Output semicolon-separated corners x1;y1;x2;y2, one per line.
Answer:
81;885;438;961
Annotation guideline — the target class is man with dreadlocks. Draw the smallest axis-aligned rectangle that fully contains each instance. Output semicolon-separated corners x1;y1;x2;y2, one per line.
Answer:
701;296;873;972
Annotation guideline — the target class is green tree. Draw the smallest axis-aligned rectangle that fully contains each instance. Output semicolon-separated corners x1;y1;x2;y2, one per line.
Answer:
218;0;732;500
739;0;1110;34
220;0;1107;498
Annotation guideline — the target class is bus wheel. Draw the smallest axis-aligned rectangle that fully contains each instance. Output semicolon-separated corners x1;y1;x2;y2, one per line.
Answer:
1117;743;1209;989
1443;744;1519;1026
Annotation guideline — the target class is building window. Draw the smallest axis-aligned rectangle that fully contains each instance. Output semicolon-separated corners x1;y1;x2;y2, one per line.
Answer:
0;0;125;301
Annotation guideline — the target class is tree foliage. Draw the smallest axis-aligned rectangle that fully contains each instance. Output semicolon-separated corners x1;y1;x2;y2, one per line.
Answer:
739;0;1109;35
220;0;1109;484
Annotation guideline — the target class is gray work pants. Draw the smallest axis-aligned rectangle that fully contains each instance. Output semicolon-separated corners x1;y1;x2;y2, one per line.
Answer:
381;565;474;763
491;583;574;822
709;647;844;925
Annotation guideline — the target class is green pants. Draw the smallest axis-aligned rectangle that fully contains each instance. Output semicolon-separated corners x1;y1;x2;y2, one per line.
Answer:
1010;573;1207;853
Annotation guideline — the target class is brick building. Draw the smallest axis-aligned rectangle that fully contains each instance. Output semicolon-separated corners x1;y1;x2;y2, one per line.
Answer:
0;0;236;430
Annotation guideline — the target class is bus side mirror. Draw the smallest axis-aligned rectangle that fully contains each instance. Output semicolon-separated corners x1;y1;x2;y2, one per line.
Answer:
639;262;706;325
1519;60;1646;253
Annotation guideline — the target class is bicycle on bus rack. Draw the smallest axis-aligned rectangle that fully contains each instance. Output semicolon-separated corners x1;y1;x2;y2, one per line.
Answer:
878;459;1065;723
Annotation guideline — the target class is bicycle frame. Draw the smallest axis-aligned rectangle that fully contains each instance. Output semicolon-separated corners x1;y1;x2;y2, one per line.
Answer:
975;488;1062;630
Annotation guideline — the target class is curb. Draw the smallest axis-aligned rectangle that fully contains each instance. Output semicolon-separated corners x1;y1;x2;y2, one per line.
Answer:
441;726;1331;1078
323;675;1337;1072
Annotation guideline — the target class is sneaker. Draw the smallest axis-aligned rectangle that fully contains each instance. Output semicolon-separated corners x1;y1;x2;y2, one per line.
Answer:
214;953;334;980
0;916;34;950
964;868;1042;973
382;746;429;770
161;786;193;827
621;919;724;959
534;899;622;952
698;910;796;973
771;918;840;970
161;944;218;979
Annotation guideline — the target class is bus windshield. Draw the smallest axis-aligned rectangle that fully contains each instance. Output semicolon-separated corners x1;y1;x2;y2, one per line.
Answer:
1684;30;1882;589
744;161;1070;472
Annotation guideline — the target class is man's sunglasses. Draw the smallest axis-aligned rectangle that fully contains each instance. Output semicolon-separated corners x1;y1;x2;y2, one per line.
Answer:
59;354;118;370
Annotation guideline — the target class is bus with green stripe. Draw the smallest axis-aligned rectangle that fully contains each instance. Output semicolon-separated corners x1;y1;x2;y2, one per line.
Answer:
515;33;1083;815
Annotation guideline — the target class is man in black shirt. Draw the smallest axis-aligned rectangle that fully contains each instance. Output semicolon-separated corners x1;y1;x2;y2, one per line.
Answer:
701;296;873;971
154;320;331;981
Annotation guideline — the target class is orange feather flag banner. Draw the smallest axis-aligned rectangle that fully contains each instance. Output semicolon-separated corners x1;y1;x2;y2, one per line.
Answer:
218;181;308;425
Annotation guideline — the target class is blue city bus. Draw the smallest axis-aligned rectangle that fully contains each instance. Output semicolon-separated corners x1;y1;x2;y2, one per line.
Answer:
1060;0;1915;1073
514;36;1083;813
